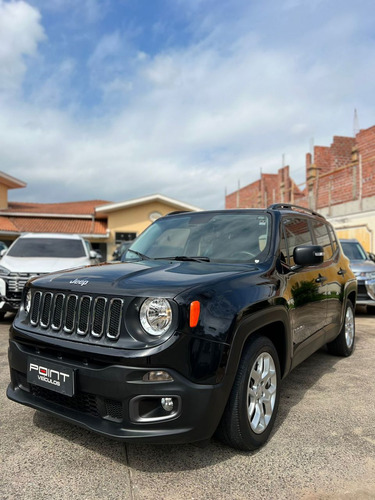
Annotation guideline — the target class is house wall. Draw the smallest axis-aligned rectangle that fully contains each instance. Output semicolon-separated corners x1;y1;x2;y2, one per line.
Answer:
0;184;8;210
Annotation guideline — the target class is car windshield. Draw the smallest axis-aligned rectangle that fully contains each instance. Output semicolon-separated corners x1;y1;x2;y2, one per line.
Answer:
123;212;271;263
7;238;87;258
341;241;368;261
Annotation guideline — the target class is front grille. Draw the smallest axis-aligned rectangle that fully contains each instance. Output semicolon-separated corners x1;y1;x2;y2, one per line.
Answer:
92;297;106;337
30;291;124;343
6;273;44;293
15;372;124;421
78;296;91;335
30;384;101;418
105;399;123;420
358;284;369;299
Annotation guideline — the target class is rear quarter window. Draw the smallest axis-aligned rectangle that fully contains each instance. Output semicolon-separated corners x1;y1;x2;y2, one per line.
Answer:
312;220;334;261
282;217;313;266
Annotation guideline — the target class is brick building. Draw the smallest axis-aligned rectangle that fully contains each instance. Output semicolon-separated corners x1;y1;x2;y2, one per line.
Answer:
225;124;375;251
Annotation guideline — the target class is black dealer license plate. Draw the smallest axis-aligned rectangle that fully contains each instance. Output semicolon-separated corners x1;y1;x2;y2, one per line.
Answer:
27;356;75;397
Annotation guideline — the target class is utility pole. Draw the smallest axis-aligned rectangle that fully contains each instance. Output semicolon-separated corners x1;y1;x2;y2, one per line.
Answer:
353;109;360;136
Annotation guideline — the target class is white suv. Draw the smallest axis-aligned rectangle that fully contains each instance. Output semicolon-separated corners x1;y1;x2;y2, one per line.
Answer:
0;233;97;319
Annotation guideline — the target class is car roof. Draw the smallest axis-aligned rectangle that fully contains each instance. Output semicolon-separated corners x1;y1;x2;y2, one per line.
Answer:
18;233;83;240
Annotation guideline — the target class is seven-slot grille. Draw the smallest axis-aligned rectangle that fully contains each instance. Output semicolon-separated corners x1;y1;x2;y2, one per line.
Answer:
30;290;123;341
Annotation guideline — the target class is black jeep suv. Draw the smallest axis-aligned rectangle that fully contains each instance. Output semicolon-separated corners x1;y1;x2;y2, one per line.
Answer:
7;205;356;451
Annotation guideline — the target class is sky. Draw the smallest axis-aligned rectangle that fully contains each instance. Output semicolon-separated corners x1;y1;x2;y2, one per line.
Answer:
1;0;375;210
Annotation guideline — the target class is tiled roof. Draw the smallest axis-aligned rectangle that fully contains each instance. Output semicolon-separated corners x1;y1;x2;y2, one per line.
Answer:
0;217;107;235
4;200;111;216
0;216;18;232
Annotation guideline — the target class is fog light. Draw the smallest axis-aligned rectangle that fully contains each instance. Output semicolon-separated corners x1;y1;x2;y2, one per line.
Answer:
161;397;174;412
143;371;174;382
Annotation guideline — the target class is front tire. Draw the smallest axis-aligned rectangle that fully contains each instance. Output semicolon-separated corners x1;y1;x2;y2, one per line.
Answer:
327;301;355;357
217;336;281;451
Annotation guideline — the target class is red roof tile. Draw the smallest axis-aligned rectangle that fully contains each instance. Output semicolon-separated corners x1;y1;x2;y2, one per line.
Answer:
0;216;18;232
4;200;111;216
0;217;107;235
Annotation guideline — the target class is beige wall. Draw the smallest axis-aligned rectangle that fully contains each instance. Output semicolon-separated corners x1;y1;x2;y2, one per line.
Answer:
0;184;8;210
329;210;375;252
106;201;184;258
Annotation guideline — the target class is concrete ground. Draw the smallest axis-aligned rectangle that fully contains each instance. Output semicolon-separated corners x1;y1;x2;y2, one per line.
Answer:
0;310;374;500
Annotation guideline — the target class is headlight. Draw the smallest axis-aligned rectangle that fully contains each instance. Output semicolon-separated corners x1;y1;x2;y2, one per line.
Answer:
354;271;375;279
25;289;32;314
0;266;10;276
140;298;172;336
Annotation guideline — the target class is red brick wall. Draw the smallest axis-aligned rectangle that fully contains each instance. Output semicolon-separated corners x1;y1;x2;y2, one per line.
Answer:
226;167;305;208
225;180;262;209
313;132;374;209
225;125;375;211
356;125;375;198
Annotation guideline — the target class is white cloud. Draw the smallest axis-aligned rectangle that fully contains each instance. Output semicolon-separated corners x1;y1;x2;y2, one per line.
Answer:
1;0;375;210
0;0;45;93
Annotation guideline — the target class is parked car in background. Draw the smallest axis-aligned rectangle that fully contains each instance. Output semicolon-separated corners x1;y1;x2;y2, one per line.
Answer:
84;240;102;263
340;238;375;313
7;205;356;451
112;241;133;261
0;233;97;319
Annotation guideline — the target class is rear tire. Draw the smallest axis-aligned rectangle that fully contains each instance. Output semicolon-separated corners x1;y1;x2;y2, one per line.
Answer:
217;336;281;451
367;305;375;315
327;301;355;357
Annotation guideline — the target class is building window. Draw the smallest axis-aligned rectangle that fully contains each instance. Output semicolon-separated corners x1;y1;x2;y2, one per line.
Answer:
115;232;137;244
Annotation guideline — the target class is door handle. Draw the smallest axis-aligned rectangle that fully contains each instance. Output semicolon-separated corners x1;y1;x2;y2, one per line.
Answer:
338;268;347;276
315;274;327;283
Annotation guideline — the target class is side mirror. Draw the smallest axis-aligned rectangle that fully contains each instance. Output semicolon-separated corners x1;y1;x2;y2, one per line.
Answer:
89;250;97;259
0;249;6;258
294;245;324;267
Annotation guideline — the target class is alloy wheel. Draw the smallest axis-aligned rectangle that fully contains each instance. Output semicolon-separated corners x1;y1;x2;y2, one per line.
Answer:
247;352;277;434
345;306;355;348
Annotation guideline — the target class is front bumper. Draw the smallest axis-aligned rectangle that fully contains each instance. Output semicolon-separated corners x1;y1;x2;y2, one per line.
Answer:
356;279;375;306
7;338;227;444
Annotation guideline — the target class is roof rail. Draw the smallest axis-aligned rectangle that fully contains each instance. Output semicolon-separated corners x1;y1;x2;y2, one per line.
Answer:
267;203;325;219
166;210;190;216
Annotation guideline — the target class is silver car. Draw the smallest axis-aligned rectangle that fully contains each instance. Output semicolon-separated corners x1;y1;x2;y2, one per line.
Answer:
340;238;375;313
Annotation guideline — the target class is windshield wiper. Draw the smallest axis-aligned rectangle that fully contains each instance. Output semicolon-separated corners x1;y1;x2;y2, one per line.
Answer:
126;249;150;260
157;256;210;262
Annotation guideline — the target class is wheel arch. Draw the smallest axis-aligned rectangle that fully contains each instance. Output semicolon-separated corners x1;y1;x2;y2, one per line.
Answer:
227;306;292;382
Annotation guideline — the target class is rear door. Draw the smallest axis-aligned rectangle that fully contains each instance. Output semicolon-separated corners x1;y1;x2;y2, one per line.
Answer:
281;216;327;348
311;220;343;333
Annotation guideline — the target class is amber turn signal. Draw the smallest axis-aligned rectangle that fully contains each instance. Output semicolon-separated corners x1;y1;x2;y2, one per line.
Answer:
189;301;200;327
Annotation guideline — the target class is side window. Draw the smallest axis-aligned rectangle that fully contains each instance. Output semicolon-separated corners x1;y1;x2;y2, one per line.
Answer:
312;220;333;261
282;217;313;266
327;225;338;255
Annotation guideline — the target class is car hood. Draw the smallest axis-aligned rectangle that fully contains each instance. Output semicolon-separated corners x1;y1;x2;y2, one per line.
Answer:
348;259;375;274
0;255;91;274
30;259;259;297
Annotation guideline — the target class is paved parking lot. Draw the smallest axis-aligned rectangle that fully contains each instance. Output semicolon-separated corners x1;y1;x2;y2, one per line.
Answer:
1;311;374;500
